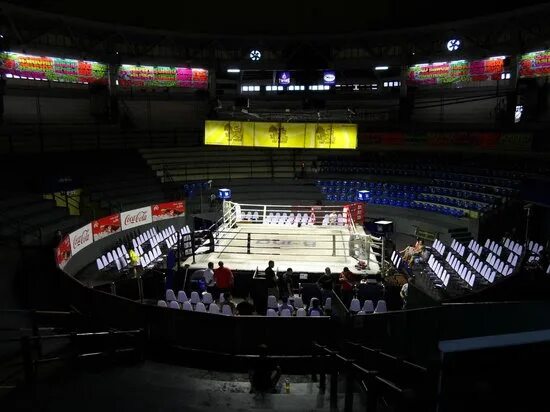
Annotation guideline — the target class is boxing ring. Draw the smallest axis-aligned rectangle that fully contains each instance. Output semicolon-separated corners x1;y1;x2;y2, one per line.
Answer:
186;201;383;275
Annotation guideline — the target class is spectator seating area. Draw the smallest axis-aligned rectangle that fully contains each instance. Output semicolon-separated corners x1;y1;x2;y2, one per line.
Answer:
261;212;344;226
158;290;236;315
97;224;192;273
317;180;496;218
416;236;524;294
266;295;330;317
0;193;82;245
84;151;166;213
139;146;326;182
319;158;522;197
349;298;387;315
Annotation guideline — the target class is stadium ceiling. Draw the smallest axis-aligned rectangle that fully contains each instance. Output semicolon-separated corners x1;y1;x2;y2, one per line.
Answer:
1;1;550;69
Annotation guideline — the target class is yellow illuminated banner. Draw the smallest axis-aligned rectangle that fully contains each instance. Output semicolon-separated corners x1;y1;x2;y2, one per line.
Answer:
204;120;254;146
331;123;358;149
279;123;307;148
204;120;357;149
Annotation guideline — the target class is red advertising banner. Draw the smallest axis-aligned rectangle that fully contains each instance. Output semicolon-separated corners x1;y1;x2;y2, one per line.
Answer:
407;58;504;86
152;201;186;221
347;202;366;223
519;50;550;78
55;236;72;269
92;213;121;241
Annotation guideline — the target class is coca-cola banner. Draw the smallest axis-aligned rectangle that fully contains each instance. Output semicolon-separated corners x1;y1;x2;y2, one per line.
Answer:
92;213;121;241
120;206;152;230
69;223;93;255
152;201;186;221
55;235;72;269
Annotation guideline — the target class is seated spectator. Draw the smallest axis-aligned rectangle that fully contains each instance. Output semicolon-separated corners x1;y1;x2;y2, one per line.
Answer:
400;239;424;265
249;344;281;394
221;292;236;315
278;295;294;315
236;298;255;316
328;211;337;225
307;297;323;316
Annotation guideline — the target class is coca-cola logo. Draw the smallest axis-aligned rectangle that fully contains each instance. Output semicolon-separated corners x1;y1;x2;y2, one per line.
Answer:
124;211;148;226
73;229;90;248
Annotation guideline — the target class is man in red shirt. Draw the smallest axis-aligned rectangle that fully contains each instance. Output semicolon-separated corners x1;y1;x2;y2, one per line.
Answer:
214;261;234;295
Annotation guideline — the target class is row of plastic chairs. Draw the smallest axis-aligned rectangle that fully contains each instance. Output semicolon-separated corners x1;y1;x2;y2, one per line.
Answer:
502;238;524;256
432;239;446;257
417;194;491;212
132;227;158;249
97;244;130;271
157;299;233;315
319;163;519;188
150;225;176;248
430;186;498;203
390;250;402;269
427;256;451;288
484;239;503;257
350;299;387;314
527;240;543;255
450;239;465;257
264;212;313;225
242;211;260;221
440;252;478;286
411;202;467;217
266;308;320;317
467;239;483;256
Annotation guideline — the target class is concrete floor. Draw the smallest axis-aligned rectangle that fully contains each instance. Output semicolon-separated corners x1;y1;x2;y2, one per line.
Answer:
1;360;367;412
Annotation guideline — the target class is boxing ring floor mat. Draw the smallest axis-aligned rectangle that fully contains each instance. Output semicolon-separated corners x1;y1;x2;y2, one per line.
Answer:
184;223;380;275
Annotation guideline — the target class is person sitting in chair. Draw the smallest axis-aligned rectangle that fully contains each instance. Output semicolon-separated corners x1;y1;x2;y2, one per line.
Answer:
400;239;424;265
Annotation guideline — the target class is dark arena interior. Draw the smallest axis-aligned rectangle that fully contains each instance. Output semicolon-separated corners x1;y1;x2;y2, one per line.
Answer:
1;1;550;411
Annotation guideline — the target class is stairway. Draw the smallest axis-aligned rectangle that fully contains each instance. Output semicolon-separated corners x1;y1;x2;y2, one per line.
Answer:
448;227;473;244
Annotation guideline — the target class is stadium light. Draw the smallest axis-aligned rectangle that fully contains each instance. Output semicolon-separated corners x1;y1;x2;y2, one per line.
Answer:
249;49;261;61
447;39;460;52
375;66;389;71
227;68;241;73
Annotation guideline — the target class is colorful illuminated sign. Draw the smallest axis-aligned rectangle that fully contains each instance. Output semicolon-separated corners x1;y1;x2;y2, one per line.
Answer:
278;71;291;85
118;65;208;88
519;50;550;78
323;70;336;84
205;121;357;149
0;52;108;84
407;57;505;85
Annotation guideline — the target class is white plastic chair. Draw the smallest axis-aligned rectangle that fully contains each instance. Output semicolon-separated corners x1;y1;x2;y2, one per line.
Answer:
362;300;374;313
182;301;193;311
157;300;167;307
296;308;306;317
293;296;304;309
96;258;104;271
165;289;177;302
169;301;180;309
195;302;206;312
349;298;361;313
280;308;291;317
221;305;233;316
209;303;220;314
177;291;188;304
190;291;200;305
266;308;278;317
374;300;387;313
202;292;213;305
324;297;332;310
267;295;278;309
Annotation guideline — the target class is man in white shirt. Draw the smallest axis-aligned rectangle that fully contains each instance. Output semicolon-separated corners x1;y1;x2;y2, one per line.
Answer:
191;262;216;293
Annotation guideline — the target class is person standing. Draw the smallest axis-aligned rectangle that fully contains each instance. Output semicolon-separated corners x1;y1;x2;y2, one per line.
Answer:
214;261;234;297
400;279;409;310
265;260;278;299
278;268;294;299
